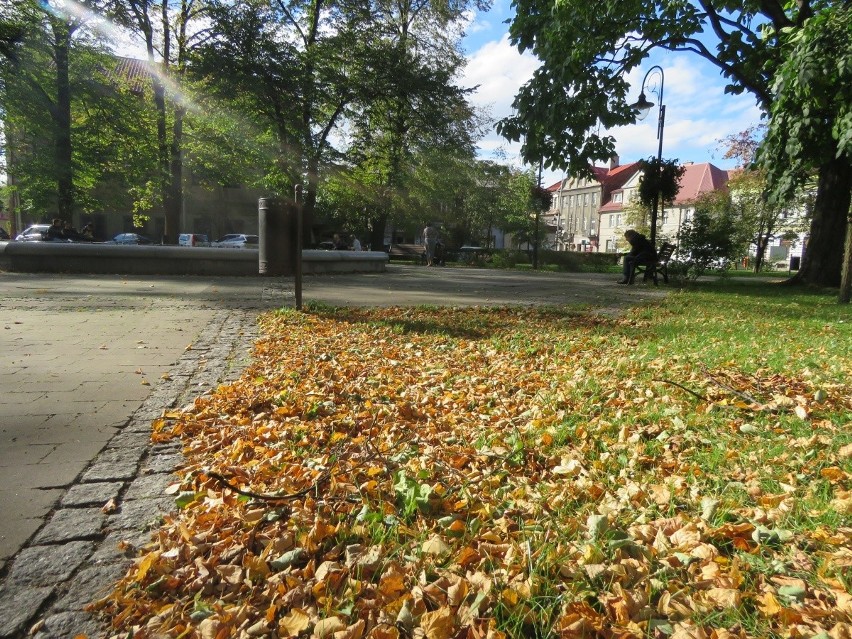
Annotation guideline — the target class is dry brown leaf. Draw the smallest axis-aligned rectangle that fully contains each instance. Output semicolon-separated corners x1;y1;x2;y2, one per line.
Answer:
420;606;455;639
313;616;346;639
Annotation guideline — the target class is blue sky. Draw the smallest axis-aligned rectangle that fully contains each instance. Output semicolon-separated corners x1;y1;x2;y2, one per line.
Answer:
458;0;764;186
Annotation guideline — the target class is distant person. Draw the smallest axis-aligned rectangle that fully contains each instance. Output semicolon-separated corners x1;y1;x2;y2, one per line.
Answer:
80;223;95;240
619;229;657;284
434;239;445;266
0;227;9;240
351;236;362;251
333;233;348;250
423;223;438;266
61;221;82;241
46;218;64;241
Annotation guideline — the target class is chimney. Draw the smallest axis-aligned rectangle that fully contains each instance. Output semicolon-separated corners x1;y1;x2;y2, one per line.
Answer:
609;155;620;170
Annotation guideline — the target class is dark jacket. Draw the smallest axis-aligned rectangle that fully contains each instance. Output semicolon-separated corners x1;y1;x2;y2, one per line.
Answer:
627;233;657;261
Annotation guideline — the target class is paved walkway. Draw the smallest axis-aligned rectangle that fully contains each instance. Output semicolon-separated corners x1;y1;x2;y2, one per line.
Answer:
0;266;666;638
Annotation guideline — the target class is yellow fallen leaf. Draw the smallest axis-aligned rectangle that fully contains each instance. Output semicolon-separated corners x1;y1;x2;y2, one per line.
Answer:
313;616;345;639
278;608;311;637
134;552;159;582
756;591;782;616
703;587;741;609
420;606;455;639
821;467;847;482
422;535;451;557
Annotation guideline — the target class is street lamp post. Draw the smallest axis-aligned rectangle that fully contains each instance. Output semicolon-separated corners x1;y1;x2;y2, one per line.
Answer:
630;65;665;248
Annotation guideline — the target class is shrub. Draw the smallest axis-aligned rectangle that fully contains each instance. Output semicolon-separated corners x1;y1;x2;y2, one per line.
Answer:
538;250;618;272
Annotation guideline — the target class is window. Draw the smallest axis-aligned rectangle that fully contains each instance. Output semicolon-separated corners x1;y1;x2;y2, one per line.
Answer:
583;193;589;205
608;214;615;228
613;192;622;203
592;193;597;205
616;214;622;226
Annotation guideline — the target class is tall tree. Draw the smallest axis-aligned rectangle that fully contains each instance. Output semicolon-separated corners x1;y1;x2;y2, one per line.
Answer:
3;0;86;220
1;0;121;223
348;0;486;250
497;0;847;288
109;0;208;243
757;4;851;300
191;0;377;243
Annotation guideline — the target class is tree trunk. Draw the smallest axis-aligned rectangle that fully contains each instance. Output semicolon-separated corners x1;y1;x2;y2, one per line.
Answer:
753;235;766;273
53;20;73;221
369;211;388;251
791;157;851;287
151;73;170;241
164;107;184;245
303;155;319;247
840;203;852;303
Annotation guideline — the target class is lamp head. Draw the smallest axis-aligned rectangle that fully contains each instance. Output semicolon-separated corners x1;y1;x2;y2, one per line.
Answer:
631;91;655;121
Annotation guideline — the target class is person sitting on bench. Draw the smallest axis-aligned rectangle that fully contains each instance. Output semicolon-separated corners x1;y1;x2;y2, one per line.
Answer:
619;229;657;284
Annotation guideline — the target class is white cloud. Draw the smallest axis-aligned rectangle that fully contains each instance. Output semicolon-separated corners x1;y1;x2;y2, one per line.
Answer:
461;28;766;176
461;34;538;114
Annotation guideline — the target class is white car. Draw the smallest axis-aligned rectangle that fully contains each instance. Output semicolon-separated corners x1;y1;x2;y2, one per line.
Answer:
14;224;51;241
213;234;258;249
178;233;210;247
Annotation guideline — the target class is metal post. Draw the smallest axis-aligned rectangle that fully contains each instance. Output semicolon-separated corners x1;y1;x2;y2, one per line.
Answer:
533;159;542;269
651;103;666;248
294;185;303;311
631;65;665;248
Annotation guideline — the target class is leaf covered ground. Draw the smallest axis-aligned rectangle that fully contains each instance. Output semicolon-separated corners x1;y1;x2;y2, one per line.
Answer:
93;287;851;639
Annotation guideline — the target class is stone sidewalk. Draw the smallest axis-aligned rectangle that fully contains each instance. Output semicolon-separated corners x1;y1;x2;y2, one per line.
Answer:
0;307;266;638
0;267;666;637
0;274;292;638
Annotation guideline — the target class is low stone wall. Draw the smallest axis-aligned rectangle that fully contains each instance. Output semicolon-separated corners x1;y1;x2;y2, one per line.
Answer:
0;242;387;275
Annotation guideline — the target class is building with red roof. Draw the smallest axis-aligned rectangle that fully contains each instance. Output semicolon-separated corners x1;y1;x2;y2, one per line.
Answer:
596;161;730;253
546;156;642;251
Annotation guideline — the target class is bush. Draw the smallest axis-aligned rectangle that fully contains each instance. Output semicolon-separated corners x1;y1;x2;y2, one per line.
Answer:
677;202;749;280
490;250;528;268
538;250;619;272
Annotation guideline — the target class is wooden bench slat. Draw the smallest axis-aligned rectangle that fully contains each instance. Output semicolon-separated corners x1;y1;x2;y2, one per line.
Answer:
634;242;676;285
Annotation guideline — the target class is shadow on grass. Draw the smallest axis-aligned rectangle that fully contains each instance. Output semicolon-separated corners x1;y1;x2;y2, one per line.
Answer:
293;301;610;340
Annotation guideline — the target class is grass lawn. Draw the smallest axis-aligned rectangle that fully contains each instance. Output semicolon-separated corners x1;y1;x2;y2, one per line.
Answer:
93;280;851;638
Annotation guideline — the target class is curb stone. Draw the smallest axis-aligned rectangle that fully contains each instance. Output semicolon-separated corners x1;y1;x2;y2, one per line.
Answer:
0;307;263;639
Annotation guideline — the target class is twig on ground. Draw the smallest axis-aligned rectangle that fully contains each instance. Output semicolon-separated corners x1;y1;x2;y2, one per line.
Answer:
652;378;709;402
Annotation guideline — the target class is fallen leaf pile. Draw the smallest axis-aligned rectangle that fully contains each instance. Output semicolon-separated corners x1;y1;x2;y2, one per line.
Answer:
92;305;852;638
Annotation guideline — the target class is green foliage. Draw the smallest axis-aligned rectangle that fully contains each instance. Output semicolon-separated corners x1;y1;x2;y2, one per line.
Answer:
530;184;552;212
489;250;528;269
676;191;749;280
537;250;618;272
637;157;685;207
759;4;852;204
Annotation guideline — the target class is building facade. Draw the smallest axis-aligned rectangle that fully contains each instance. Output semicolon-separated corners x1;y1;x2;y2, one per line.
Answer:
546;157;642;252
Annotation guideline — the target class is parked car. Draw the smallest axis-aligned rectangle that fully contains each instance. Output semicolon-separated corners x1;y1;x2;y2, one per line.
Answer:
212;234;243;247
213;234;258;249
109;233;154;245
14;224;51;241
178;233;210;247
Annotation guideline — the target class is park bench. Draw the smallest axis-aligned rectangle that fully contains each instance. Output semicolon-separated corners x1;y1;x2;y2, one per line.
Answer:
633;242;676;285
387;243;427;264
